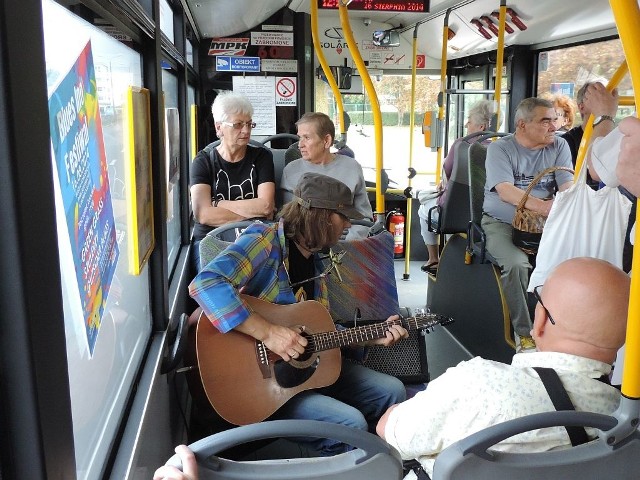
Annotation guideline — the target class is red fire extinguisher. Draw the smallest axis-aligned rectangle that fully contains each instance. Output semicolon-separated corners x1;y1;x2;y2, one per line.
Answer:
387;209;405;258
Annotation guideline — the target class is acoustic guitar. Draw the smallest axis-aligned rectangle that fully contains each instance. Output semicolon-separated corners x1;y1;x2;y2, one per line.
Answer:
194;295;453;426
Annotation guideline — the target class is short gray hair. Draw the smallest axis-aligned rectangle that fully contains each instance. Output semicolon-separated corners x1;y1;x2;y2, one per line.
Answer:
514;97;553;124
211;91;254;123
468;100;495;129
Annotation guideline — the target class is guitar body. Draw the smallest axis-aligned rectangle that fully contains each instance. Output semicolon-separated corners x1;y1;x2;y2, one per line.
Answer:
196;295;342;426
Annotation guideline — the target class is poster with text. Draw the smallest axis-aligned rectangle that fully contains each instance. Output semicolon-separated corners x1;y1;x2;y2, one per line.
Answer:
48;40;119;356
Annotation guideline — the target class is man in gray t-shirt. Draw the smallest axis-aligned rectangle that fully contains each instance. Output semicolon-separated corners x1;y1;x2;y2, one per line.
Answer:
482;98;573;351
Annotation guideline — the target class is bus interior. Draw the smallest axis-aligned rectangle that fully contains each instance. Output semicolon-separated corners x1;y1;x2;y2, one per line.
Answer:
1;0;639;478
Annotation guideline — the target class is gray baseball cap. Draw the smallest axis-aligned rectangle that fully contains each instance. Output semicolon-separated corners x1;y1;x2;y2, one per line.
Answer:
293;172;364;220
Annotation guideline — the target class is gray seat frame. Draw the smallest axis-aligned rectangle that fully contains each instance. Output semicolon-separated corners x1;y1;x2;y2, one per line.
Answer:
433;397;640;479
165;420;403;479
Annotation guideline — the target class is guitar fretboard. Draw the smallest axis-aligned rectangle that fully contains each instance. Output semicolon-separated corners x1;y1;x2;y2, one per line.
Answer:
306;316;444;352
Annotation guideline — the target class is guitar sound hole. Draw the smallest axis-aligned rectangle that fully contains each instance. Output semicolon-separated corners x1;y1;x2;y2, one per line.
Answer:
273;356;319;388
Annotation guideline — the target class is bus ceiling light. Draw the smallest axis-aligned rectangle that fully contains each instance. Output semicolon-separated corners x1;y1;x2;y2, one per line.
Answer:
506;7;527;31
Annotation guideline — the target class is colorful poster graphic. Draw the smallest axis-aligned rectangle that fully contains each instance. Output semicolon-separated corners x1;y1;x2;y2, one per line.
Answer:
48;41;119;355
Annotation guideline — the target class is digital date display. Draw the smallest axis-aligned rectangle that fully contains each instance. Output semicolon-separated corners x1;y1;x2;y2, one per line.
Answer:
317;0;429;13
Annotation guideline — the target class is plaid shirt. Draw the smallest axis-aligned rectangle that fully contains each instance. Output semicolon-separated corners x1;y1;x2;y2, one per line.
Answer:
189;219;328;333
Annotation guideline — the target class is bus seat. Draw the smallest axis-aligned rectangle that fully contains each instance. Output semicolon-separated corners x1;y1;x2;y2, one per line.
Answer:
260;133;299;188
164;420;403;479
428;133;476;236
325;230;429;384
324;230;399;322
432;406;640;479
429;233;515;363
199;220;265;269
467;133;508;265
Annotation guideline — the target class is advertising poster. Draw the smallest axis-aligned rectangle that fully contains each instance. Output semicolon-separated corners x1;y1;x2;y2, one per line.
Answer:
48;40;119;355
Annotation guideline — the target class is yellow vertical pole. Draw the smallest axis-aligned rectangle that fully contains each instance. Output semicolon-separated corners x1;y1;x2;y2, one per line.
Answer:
402;25;420;280
338;1;385;220
610;0;640;399
310;0;345;133
494;1;507;128
435;9;451;186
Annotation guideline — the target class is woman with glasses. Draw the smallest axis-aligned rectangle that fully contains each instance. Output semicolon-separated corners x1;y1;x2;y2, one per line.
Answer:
190;91;275;270
189;172;408;457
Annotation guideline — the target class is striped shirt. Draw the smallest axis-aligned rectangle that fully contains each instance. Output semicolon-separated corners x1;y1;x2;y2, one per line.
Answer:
189;219;328;333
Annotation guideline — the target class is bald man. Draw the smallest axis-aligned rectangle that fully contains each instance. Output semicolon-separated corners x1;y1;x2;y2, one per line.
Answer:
377;257;630;480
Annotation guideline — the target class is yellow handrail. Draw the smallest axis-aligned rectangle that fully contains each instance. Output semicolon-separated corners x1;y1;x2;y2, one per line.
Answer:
338;0;385;219
310;1;345;135
401;25;421;280
610;0;640;400
435;9;452;186
573;61;628;180
494;1;507;128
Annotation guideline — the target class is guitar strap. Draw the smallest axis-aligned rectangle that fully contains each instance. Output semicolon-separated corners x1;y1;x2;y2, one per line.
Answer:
533;367;589;446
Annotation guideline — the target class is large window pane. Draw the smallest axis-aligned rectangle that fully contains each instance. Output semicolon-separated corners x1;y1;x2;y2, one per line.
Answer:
536;39;633;123
42;1;150;478
316;74;440;190
163;69;181;270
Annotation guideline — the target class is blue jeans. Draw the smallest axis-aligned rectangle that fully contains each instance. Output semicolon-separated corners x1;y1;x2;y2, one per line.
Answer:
269;360;406;456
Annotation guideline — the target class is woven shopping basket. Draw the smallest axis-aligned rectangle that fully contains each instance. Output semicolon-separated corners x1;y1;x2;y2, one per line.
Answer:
512;166;574;255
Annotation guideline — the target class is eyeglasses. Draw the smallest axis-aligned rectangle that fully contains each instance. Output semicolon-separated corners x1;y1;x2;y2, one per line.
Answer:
533;285;556;325
221;120;256;130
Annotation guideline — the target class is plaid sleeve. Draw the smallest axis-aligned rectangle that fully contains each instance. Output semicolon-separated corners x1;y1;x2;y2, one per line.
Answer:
189;224;275;332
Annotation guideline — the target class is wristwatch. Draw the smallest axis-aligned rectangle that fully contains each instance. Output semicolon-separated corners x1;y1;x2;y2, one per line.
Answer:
593;114;615;127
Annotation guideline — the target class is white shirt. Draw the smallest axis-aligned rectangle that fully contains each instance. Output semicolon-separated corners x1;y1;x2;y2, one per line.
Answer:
384;352;619;478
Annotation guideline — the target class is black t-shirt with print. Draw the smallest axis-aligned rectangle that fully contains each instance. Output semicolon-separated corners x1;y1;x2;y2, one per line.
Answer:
191;144;274;240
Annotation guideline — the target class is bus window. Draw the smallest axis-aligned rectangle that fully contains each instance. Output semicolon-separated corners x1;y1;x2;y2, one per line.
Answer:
42;1;150;478
163;67;182;271
316;74;441;190
536;38;633;123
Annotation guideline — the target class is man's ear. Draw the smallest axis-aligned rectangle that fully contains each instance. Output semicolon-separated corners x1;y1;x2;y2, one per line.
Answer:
531;303;546;339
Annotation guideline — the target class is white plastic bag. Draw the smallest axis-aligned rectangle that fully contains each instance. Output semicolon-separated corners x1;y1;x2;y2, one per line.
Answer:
527;163;632;291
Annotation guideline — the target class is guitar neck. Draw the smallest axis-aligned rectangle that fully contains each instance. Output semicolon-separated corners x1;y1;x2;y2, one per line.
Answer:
308;317;422;352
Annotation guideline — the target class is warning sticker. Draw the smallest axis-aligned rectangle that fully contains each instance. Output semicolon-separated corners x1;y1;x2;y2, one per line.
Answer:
275;77;297;106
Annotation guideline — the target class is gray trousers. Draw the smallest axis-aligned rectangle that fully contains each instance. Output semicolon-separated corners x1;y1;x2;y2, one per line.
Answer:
481;214;533;337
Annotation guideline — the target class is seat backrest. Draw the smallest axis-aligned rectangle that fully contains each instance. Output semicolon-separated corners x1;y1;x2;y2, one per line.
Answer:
166;420;403;480
468;141;488;226
199;220;259;269
433;409;640;480
437;131;496;235
323;231;399;322
428;233;515;361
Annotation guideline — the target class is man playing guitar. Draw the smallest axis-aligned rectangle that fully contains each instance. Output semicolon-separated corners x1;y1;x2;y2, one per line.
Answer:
189;172;409;456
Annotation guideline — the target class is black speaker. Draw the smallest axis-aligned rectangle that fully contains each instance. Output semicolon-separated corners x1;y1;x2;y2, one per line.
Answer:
362;328;429;384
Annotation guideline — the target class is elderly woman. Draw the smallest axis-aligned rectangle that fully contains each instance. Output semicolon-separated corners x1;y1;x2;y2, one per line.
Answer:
190;91;275;270
280;112;373;239
417;99;494;273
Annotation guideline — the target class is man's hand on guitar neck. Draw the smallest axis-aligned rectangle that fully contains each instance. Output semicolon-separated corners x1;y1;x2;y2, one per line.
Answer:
358;315;409;347
235;312;308;361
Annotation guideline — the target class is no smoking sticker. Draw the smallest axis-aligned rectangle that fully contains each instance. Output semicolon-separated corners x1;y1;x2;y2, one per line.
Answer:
275;77;297;106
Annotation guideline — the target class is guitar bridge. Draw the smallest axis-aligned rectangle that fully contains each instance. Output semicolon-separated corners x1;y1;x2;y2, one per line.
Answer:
255;341;271;378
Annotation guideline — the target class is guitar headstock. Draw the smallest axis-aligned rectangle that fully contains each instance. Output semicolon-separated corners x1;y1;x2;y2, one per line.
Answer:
411;309;454;331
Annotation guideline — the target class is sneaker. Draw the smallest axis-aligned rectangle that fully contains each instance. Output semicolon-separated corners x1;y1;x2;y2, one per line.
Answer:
517;335;537;353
